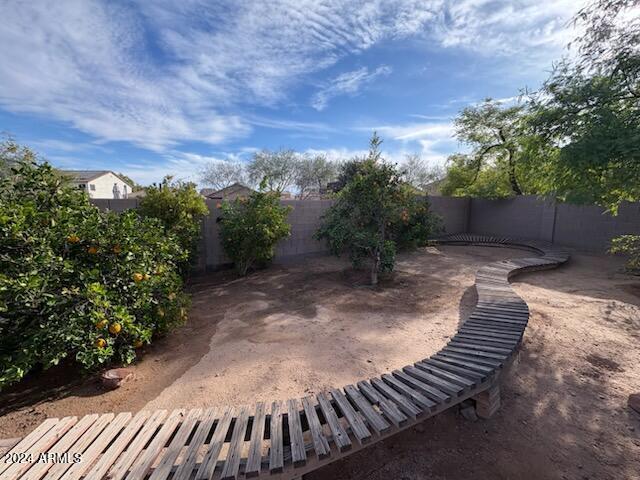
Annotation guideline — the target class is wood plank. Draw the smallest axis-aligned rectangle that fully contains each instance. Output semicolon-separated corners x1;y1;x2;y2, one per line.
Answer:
170;408;218;480
449;341;513;355
300;397;330;460
370;377;422;419
414;361;476;388
286;399;307;467
149;408;202;480
45;413;115;480
439;349;504;368
268;401;284;473
21;414;98;480
424;358;487;381
245;402;267;477
446;344;510;359
344;385;390;434
106;409;168;480
194;407;233;480
82;410;150;480
3;416;77;480
57;412;130;480
330;389;371;444
357;381;408;427
316;392;351;452
403;365;465;395
0;418;59;477
432;353;496;373
392;370;451;403
382;374;437;411
221;406;250;480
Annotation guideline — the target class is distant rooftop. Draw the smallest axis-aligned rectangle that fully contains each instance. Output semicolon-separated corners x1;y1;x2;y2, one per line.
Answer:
60;170;132;185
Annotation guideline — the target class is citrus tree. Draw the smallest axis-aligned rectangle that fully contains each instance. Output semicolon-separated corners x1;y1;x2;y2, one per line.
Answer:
218;182;291;276
138;176;208;272
0;147;189;389
316;133;441;285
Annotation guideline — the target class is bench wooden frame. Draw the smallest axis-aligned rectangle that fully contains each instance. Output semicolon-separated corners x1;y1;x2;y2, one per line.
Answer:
0;234;569;480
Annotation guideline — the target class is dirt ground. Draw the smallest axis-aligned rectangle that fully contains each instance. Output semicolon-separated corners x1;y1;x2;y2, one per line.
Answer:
0;245;638;479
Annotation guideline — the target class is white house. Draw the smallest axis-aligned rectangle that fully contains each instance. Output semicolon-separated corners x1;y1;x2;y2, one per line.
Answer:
60;170;134;199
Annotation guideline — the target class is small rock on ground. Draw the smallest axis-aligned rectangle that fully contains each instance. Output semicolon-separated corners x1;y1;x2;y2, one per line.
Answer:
101;368;133;390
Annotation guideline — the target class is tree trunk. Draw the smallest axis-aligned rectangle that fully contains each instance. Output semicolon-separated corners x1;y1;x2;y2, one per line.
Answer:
371;250;380;285
507;148;523;195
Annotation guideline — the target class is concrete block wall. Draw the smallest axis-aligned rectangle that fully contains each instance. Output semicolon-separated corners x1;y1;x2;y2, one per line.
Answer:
91;194;640;270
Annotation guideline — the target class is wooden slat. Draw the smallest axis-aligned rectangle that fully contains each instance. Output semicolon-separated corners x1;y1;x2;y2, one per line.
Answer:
357;381;408;427
21;414;98;480
167;409;217;480
370;377;422;419
432;353;495;374
424;358;487;381
0;418;59;477
301;397;330;460
390;371;448;405
245;402;267;477
330;389;371;444
82;410;150;480
195;407;233;480
403;365;465;396
44;414;114;480
449;341;512;355
106;409;168;480
149;408;202;480
286;399;307;467
268;401;284;473
316;392;351;452
58;412;130;480
126;409;185;480
445;345;509;360
221;406;249;480
414;361;476;388
3;416;77;480
344;385;390;434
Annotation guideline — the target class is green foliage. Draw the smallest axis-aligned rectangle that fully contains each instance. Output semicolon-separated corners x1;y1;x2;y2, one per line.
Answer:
610;235;640;274
219;184;292;276
316;133;441;285
0;155;189;389
138;176;209;270
116;172;144;192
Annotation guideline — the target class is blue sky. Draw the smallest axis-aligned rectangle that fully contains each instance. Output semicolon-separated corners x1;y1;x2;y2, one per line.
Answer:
0;0;587;186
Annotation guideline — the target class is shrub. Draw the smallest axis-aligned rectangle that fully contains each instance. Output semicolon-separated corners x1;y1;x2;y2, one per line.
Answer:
0;155;189;389
138;176;209;271
610;235;640;274
316;133;441;285
219;185;291;276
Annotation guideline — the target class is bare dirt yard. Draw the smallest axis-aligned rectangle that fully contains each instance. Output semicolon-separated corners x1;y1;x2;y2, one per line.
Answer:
0;245;639;479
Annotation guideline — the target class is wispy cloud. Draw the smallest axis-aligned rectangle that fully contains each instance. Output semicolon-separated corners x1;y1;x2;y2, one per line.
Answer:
311;65;392;111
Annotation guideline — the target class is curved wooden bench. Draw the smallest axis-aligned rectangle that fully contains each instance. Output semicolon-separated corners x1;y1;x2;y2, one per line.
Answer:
0;234;569;480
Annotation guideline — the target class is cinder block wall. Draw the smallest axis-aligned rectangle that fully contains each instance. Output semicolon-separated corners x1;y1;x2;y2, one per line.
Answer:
92;195;640;271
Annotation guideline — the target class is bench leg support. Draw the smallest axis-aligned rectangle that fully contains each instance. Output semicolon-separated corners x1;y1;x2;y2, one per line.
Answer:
473;383;501;419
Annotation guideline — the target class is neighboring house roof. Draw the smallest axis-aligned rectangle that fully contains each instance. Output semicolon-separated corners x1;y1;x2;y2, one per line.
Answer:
60;170;133;187
199;188;216;197
205;182;254;199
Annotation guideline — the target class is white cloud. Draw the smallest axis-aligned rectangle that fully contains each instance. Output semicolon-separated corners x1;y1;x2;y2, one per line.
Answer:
311;65;392;111
0;0;586;153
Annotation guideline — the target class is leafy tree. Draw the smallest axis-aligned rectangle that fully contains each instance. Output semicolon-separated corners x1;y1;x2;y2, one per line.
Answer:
294;154;337;198
218;182;291;276
200;160;248;190
443;99;529;197
316;133;440;285
610;235;640;274
248;149;300;193
0;138;37;179
138;176;209;270
0;152;189;389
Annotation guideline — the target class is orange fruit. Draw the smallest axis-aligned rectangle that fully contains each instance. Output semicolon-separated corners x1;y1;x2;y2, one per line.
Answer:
108;323;122;335
67;234;80;244
95;319;108;330
95;338;106;348
216;202;222;209
112;245;122;254
157;308;165;317
132;272;144;282
133;340;143;348
87;246;99;255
